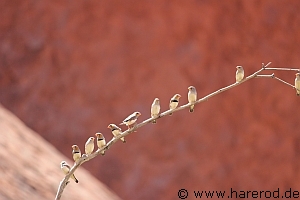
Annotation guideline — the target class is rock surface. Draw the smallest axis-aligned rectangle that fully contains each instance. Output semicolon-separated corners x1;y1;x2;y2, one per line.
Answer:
1;0;300;199
0;104;120;200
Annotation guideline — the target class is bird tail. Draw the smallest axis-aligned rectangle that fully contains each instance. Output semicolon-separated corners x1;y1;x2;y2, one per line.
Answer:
72;175;79;183
121;137;126;143
189;105;194;113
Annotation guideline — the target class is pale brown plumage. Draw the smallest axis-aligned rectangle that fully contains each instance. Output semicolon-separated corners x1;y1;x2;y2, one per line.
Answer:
108;124;126;143
119;112;141;129
72;145;81;163
60;161;79;183
236;66;244;83
151;98;160;123
188;86;197;112
169;94;181;115
95;133;106;155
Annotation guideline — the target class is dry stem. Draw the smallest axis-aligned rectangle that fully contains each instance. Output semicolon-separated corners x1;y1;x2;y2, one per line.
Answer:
55;62;299;199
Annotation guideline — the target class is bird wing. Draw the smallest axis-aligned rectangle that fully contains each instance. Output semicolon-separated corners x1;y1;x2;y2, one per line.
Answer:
123;114;136;123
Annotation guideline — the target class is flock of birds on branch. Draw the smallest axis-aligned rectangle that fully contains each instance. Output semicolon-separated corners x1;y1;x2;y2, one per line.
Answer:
60;66;300;184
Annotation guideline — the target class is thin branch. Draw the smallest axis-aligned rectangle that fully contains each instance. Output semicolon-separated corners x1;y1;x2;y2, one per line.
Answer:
265;67;300;71
55;61;298;199
255;73;298;91
255;73;275;78
273;76;295;88
262;62;272;69
254;72;299;92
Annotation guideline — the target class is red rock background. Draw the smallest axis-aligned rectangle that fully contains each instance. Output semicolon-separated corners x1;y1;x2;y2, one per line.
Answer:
1;0;300;199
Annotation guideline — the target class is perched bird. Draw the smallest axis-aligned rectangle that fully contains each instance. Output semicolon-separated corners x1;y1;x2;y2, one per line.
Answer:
72;145;81;163
169;94;181;115
188;86;197;112
236;66;244;82
60;161;79;183
151;98;160;123
108;124;126;143
295;73;300;96
85;137;95;155
119;111;141;129
95;133;106;155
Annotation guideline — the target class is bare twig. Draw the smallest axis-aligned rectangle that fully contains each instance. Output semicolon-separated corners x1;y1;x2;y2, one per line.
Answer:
55;61;297;200
255;72;299;92
255;73;298;91
273;77;295;88
266;67;300;92
265;67;300;71
255;73;275;78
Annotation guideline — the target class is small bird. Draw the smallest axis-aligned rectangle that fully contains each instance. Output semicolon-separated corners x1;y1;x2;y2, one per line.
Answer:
236;66;244;82
108;124;126;143
72;145;81;163
85;137;95;155
151;98;160;123
119;111;141;129
60;161;79;183
295;73;300;96
188;86;197;112
95;133;106;155
169;94;181;115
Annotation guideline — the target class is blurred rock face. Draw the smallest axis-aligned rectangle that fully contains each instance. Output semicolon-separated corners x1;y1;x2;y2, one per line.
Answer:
1;0;300;199
0;104;120;199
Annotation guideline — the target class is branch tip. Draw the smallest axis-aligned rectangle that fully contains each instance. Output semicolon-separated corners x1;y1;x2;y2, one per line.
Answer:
262;62;272;69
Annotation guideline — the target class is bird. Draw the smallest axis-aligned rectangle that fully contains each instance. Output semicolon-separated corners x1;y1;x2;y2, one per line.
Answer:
295;73;300;96
108;124;126;143
169;94;181;115
60;161;79;183
85;137;95;155
236;66;244;82
71;145;81;163
151;98;160;123
119;111;141;129
95;133;106;155
188;86;197;112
